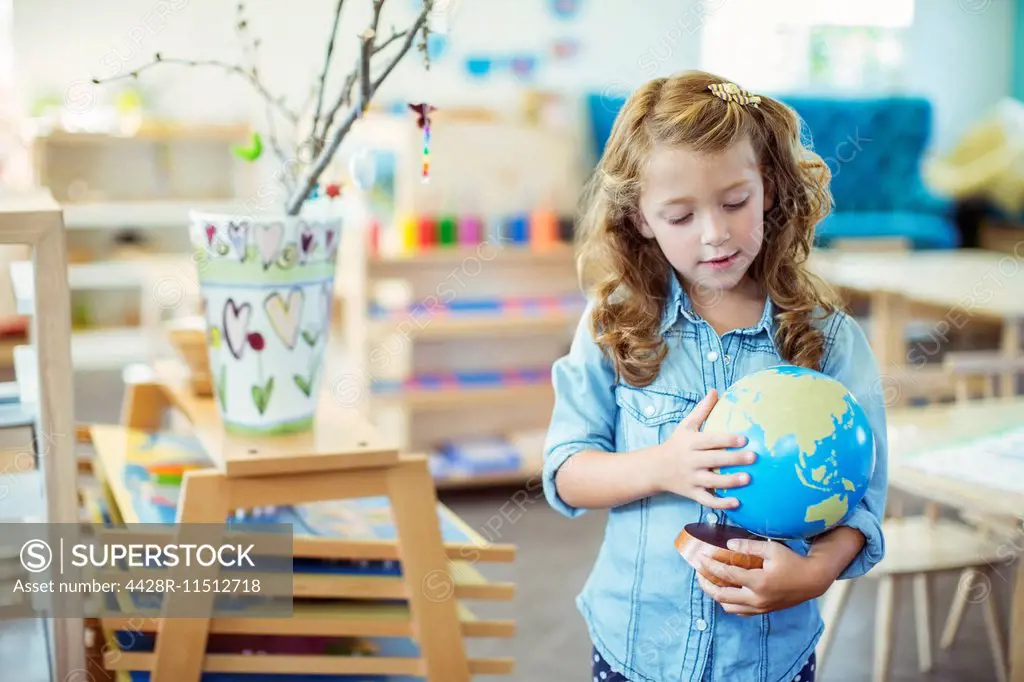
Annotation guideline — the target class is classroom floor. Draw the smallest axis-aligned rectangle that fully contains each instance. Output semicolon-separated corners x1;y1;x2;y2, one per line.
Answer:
1;370;1015;682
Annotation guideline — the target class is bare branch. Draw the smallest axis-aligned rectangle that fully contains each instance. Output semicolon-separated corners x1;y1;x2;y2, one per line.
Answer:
359;30;374;115
235;2;256;69
316;0;394;141
371;4;431;92
316;70;357;144
310;0;346;137
371;0;385;34
285;0;435;215
264;102;294;195
373;27;407;55
93;55;299;126
233;1;290;174
286;106;361;215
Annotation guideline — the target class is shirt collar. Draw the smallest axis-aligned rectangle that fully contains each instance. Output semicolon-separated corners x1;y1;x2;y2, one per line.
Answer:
660;269;777;337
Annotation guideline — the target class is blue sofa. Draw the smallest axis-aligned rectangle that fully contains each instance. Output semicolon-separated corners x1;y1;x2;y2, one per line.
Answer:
586;93;959;249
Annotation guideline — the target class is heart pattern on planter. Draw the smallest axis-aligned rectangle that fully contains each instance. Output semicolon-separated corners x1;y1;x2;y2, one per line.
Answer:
223;299;253;360
300;224;316;263
257;222;283;269
264;288;305;349
228;221;249;262
191;211;341;434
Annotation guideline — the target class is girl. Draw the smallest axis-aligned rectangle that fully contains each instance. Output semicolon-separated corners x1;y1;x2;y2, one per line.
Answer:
542;71;888;682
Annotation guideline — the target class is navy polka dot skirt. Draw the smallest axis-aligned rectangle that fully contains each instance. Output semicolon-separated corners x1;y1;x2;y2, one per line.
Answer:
591;648;816;681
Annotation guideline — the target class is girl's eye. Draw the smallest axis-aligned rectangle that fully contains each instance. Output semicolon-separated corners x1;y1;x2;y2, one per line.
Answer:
725;198;749;211
667;214;693;225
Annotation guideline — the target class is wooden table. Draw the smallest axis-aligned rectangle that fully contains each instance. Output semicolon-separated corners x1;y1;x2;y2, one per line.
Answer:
887;398;1024;682
112;360;502;682
812;248;1024;397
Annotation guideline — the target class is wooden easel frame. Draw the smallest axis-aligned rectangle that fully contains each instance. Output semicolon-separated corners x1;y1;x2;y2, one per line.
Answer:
0;191;82;678
117;363;487;682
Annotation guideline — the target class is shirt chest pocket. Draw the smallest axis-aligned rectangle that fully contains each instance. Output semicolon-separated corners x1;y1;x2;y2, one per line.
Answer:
614;384;703;450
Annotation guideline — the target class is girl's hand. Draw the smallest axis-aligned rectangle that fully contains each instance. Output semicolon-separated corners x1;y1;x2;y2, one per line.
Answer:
649;390;757;510
695;539;835;615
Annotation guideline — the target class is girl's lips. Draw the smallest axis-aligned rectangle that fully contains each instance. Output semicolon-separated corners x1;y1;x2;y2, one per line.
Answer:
701;252;739;270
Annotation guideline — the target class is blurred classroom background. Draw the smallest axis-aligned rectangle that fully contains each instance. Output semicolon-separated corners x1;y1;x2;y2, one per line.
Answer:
1;1;1023;681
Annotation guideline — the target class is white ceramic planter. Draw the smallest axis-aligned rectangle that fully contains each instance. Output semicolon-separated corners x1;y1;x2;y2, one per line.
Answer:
189;211;341;435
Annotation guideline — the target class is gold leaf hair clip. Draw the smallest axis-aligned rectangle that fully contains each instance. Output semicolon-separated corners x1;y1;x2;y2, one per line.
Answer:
708;82;761;107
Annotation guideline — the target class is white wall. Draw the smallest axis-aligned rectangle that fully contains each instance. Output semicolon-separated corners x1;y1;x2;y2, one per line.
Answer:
10;0;703;123
10;0;1016;150
904;0;1016;150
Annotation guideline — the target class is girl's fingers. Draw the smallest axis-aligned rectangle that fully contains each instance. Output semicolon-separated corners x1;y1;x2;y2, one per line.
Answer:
694;470;750;490
699;449;757;469
695;489;739;510
679;390;718;430
692;431;747;450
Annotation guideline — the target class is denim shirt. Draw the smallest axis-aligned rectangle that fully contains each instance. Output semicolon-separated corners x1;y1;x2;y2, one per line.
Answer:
542;275;888;682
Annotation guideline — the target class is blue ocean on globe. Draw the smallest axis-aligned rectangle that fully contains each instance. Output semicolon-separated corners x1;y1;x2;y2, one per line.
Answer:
702;365;876;540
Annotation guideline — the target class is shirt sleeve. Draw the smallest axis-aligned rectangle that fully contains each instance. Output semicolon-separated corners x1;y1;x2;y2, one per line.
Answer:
542;302;619;518
820;312;889;580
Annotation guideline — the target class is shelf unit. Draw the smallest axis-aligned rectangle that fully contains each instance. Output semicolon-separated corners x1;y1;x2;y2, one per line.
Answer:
27;122;255;373
341;203;581;490
11;256;202;370
76;359;516;682
0;190;84;677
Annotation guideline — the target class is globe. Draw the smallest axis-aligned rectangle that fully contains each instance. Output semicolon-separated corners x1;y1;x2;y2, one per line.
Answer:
702;365;875;540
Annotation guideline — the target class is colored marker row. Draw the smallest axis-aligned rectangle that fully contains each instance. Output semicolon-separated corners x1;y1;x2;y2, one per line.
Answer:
369;209;576;256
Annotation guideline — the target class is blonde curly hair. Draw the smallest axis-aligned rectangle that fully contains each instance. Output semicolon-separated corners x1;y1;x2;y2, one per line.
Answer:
577;70;843;387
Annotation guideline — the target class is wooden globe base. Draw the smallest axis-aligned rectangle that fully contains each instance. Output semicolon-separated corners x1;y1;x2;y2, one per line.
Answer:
674;522;765;588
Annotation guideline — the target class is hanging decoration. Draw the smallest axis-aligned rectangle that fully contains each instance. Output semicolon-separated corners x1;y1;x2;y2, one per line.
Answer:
409;102;437;183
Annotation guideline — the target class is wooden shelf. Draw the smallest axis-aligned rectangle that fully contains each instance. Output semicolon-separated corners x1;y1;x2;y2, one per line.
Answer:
435;463;541;491
110;362;402;478
13;255;197;305
35;123;250;144
373;382;553;411
83;367;519;681
73;327;154;371
100;599;514;638
342;209;577;490
61;199;245;230
103;649;515;678
369;243;575;271
370;308;579;340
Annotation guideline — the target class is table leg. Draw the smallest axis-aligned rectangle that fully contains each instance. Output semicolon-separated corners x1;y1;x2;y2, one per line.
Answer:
387;457;471;682
870;291;908;369
1011;555;1024;682
151;470;229;682
121;381;172;431
868;291;912;405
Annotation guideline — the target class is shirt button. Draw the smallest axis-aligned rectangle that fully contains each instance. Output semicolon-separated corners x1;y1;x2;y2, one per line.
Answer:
706;350;719;362
695;618;708;631
724;354;732;364
644;405;655;417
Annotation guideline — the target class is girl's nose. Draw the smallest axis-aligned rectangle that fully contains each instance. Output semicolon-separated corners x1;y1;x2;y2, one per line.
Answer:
701;212;730;246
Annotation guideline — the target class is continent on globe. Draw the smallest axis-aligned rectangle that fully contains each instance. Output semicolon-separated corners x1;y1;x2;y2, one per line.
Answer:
700;365;875;540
